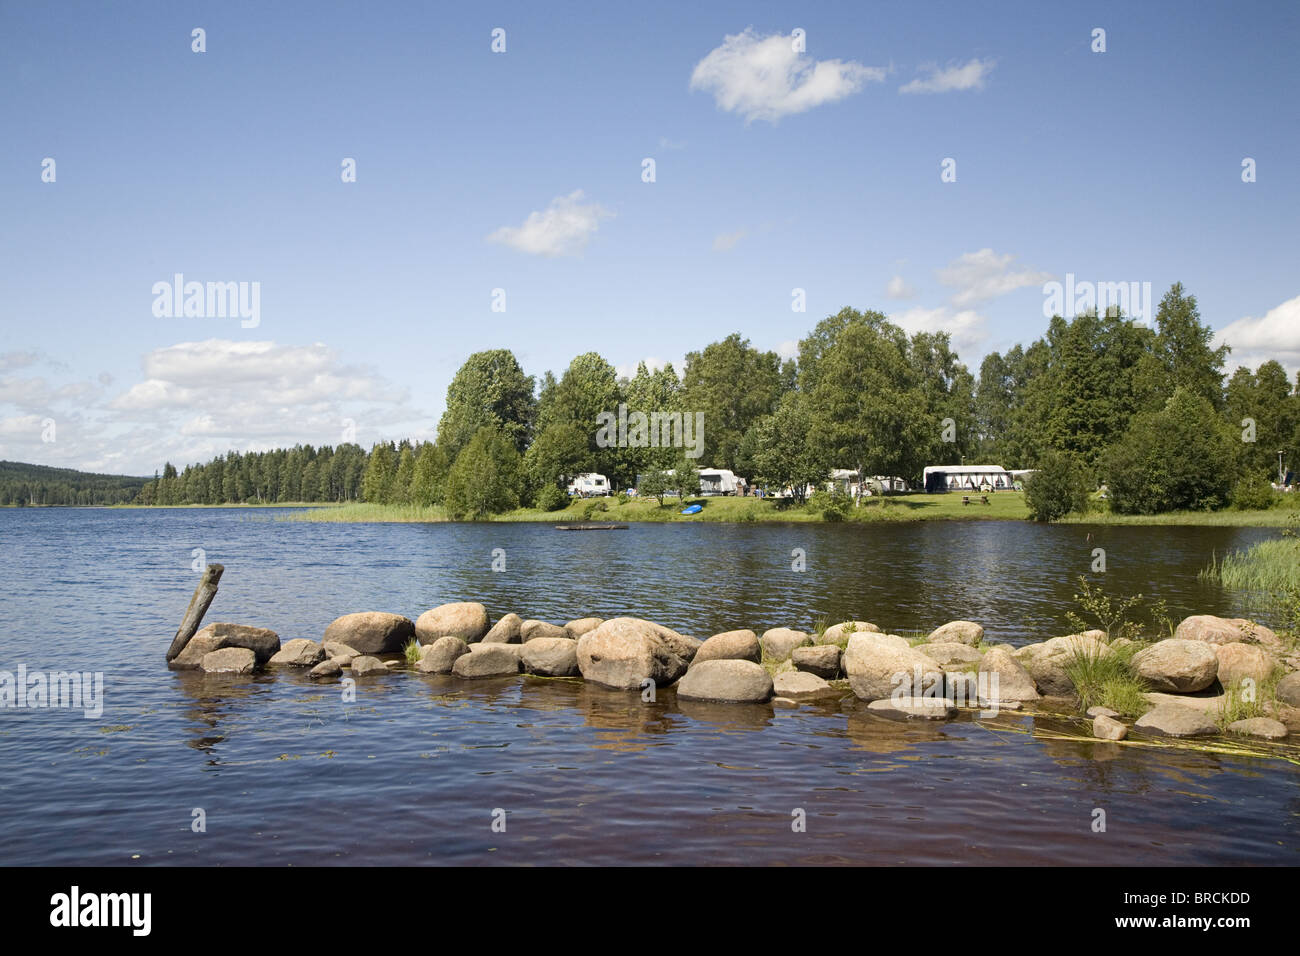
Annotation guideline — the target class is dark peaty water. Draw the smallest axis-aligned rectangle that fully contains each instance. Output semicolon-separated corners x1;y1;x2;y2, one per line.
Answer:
0;508;1295;865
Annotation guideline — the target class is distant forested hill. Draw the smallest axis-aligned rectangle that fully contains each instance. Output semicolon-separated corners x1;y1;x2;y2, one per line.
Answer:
0;460;148;506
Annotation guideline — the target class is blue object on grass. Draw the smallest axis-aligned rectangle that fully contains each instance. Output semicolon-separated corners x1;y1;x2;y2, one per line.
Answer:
680;504;703;515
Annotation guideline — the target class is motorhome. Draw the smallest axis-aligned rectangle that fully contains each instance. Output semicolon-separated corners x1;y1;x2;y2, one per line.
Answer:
567;473;610;497
697;468;744;496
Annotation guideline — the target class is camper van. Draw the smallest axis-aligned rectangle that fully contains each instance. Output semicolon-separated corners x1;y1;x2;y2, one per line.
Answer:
566;473;609;497
922;464;1012;493
697;468;744;496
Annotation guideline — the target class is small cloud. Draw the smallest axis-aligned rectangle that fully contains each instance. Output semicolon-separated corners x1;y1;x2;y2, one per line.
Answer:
488;190;613;258
892;306;988;352
900;58;996;94
1215;294;1300;372
886;275;915;299
712;228;748;252
616;357;680;381
0;351;39;371
690;27;886;124
938;248;1051;307
776;340;799;361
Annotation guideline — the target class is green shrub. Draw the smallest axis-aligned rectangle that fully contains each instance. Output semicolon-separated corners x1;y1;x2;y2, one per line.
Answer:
1024;450;1091;521
1231;475;1276;511
535;484;569;511
808;489;851;521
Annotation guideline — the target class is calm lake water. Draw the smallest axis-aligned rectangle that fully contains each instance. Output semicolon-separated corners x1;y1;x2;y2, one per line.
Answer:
0;508;1295;865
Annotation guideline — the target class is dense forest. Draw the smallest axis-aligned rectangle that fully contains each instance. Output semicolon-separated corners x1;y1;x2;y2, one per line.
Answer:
0;461;147;506
51;283;1300;519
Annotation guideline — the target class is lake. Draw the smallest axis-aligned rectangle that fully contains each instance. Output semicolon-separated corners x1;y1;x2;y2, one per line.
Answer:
0;508;1295;865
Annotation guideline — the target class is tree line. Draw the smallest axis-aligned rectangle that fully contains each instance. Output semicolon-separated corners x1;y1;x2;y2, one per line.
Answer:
131;282;1300;518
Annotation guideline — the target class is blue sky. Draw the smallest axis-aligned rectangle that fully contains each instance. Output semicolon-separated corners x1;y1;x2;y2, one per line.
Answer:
2;0;1297;474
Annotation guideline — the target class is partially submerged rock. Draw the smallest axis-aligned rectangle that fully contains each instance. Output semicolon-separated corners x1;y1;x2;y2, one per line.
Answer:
481;613;523;644
452;645;520;678
170;622;280;669
926;621;984;646
760;628;811;659
268;638;325;667
773;670;836;699
842;634;943;702
576;618;691;690
676;659;773;703
1092;714;1127;740
324;613;414;656
350;655;389;677
200;647;257;674
1134;702;1218;737
1226;717;1288;740
521;637;580;677
521;620;571;643
867;697;956;720
417;636;470;674
977;646;1040;702
792;644;840;678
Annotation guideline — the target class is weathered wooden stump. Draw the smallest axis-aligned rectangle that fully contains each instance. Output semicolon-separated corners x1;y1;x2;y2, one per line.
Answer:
165;563;224;661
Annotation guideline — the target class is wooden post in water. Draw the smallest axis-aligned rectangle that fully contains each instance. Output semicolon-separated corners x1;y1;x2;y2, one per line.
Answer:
165;563;224;661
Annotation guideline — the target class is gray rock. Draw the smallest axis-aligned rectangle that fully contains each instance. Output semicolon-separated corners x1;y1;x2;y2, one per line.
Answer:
521;637;580;677
521;619;572;643
792;644;841;678
350;655;389;677
1175;615;1280;650
323;641;361;659
760;628;812;659
1092;714;1128;740
199;647;257;674
1277;672;1300;708
481;613;523;644
565;617;604;637
773;670;836;699
926;620;984;646
842;634;943;702
575;618;690;690
1213;642;1277;692
324;613;414;655
452;645;520;678
171;622;280;668
415;602;491;644
1134;703;1219;737
309;658;343;679
1132;639;1219;693
268;638;325;667
676;659;773;703
818;620;881;645
772;696;799;709
1226;717;1288;739
919;642;982;665
693;629;761;665
978;646;1041;702
866;697;956;720
469;642;522;662
417;636;470;674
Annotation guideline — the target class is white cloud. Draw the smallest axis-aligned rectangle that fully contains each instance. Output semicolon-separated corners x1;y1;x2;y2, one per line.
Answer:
937;248;1051;307
0;351;39;371
891;306;988;353
712;228;748;252
776;340;799;361
886;275;915;299
615;357;682;381
900;58;996;94
1214;294;1300;372
487;190;613;257
690;28;886;123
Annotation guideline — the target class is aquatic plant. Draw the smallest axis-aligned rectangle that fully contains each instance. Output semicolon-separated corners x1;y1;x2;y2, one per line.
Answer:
1063;639;1150;717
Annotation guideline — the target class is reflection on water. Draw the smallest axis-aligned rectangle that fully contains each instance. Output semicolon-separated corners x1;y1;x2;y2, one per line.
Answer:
0;508;1294;865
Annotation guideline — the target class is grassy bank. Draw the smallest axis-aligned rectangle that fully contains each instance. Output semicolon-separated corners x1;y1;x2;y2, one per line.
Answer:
1061;507;1298;527
1201;537;1300;593
279;492;1035;524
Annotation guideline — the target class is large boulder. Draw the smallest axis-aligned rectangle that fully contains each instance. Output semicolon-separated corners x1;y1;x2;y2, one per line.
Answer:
199;647;256;674
1227;717;1288;740
818;621;881;645
676;659;773;703
842;634;943;702
469;642;522;663
324;613;414;655
1022;633;1111;696
521;620;572;643
452;645;520;678
1175;615;1280;649
760;628;812;659
977;646;1041;702
481;613;523;644
693;629;761;665
521;638;580;677
565;617;603;638
1134;702;1218;737
416;602;491;644
1213;642;1277;692
417;636;470;674
576;618;691;690
171;622;281;669
268;638;325;667
926;621;984;646
773;670;836;699
1132;639;1218;693
792;644;841;679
